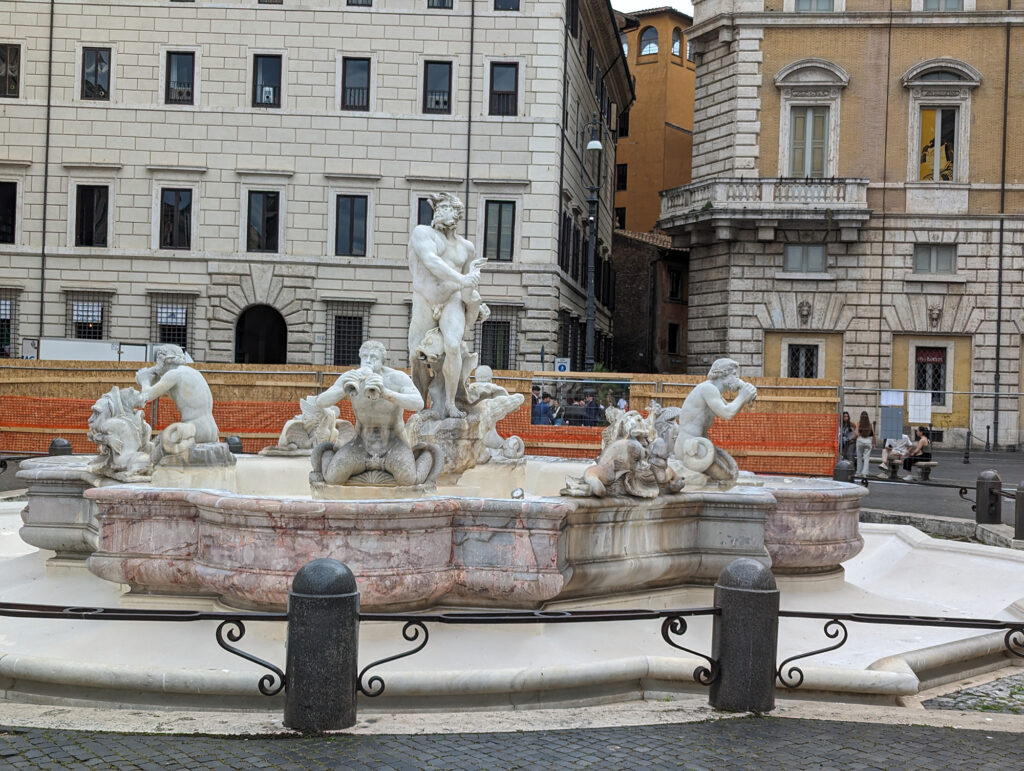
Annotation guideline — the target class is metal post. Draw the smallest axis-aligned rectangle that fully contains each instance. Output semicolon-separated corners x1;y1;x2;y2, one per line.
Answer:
975;469;1002;526
709;558;779;713
1015;482;1024;541
284;558;360;733
963;430;971;464
584;189;598;372
986;425;991;453
832;460;854;483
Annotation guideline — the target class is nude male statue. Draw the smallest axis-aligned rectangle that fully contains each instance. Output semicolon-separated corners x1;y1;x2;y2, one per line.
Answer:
673;358;757;485
136;344;219;444
407;193;489;419
312;340;432;486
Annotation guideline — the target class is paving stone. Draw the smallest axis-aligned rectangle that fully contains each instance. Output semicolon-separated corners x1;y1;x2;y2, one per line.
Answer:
923;671;1024;714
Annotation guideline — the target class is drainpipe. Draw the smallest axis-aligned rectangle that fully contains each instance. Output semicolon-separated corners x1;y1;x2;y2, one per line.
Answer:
556;5;570;278
992;17;1010;449
463;0;475;239
38;0;55;339
875;0;894;422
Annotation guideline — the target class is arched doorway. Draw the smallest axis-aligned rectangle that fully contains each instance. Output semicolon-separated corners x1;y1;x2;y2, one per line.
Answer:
234;305;287;364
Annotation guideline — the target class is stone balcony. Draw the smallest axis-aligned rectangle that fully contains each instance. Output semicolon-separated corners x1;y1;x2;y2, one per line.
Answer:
658;177;872;245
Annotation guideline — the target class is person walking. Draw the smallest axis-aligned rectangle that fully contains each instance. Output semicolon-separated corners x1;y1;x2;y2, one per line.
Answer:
840;411;857;464
855;411;874;478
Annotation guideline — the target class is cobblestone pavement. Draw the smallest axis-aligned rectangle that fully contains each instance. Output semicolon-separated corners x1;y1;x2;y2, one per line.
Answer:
923;671;1024;715
0;717;1022;770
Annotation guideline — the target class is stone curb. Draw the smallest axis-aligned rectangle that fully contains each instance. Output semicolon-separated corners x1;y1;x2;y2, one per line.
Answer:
861;508;1023;550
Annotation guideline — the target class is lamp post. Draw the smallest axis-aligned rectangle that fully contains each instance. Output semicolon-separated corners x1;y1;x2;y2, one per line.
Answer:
583;113;604;372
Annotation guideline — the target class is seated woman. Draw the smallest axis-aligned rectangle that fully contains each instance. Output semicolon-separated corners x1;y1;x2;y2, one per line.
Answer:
901;427;932;480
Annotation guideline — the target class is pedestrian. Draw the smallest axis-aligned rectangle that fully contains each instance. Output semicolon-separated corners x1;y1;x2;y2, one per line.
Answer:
617;395;628;411
531;385;540;409
840;411;857;464
901;426;932;480
855;411;874;478
532;392;553;425
551;398;565;426
583;393;603;426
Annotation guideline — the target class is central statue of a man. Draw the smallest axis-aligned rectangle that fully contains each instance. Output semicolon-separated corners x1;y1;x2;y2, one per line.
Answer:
407;193;489;419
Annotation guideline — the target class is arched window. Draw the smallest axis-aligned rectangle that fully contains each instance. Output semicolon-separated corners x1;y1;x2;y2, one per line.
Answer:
620;33;627;57
639;27;658;56
672;28;681;57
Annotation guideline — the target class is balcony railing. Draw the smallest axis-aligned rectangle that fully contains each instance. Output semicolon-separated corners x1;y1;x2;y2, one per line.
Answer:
167;81;193;105
489;92;517;116
342;87;369;111
424;90;450;114
660;177;870;218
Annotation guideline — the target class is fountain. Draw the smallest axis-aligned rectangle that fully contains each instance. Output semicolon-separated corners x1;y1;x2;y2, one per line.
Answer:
6;194;1018;710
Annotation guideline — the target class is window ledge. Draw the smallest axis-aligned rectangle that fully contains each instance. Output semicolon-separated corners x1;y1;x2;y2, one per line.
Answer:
146;165;207;174
904;273;967;283
323;172;382;181
774;272;835;281
904;181;970;190
471;177;531;186
62;162;123;171
0;159;32;167
237;168;294;178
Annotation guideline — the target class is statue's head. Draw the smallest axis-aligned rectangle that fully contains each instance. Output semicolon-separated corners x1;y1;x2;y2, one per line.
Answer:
358;340;387;372
154;344;188;369
707;358;741;389
428;193;464;230
474;365;493;384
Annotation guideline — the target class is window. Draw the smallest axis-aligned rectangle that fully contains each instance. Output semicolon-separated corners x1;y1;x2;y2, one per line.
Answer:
252;54;282;107
617;110;629;138
616;164;628;191
75;185;109;247
620;33;628;57
915;347;947;405
348;0;372;5
66;293;110;340
247;191;280;252
568;0;579;38
342;57;370;111
667;323;681;354
484;200;515;261
258;0;284;3
82;47;111;101
150;294;195;352
586;42;594;82
0;44;19;98
913;244;956;274
417;197;434;226
166;51;195;105
428;0;453;7
788;344;819;378
326;302;372;366
335;194;368;256
494;0;519;9
489;62;518;116
423;61;452;114
475;305;518;369
686;40;694;61
924;0;962;8
668;268;683;300
790;107;829;178
614;207;625;229
159;188;192;250
795;0;834;8
672;29;681;57
0;181;14;244
639;27;658;56
0;290;17;358
919;108;957;182
783;243;826;273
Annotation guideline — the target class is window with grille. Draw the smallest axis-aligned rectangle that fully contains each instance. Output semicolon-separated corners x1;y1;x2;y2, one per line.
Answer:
915;347;947;406
489;63;518;116
0;181;15;244
65;292;111;340
783;243;826;273
247;191;280;252
150;294;195;352
166;51;195;105
342;58;370;111
0;44;20;98
423;61;452;114
335;194;368;256
559;309;571;357
475;305;518;370
428;0;453;7
0;289;18;358
75;185;109;247
159;188;192;249
913;244;955;274
252;54;282;107
484;200;515;261
82;47;111;101
787;344;818;378
348;0;372;5
325;301;372;366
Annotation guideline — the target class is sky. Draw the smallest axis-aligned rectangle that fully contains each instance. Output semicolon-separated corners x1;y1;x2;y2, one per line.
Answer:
610;0;695;16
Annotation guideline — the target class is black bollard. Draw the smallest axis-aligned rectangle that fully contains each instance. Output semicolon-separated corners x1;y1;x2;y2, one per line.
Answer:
225;436;244;454
832;459;854;483
975;469;1002;526
709;558;779;713
284;559;360;733
1015;482;1024;541
48;437;72;456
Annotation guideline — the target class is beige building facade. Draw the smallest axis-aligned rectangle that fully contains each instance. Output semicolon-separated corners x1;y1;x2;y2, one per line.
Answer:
659;0;1024;446
0;0;630;371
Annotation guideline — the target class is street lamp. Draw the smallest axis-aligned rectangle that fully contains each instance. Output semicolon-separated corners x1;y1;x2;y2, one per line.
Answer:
582;113;604;372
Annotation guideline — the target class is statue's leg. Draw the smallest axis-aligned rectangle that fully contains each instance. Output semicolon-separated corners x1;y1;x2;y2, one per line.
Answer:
438;301;467;418
706;447;739;481
383;441;418;486
324;441;368;485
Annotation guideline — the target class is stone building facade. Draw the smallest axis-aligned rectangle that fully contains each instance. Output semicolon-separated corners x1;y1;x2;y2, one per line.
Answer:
0;0;631;370
613;6;695;233
659;0;1024;446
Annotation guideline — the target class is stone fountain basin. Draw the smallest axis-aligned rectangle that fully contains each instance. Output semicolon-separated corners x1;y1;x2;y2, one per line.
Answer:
70;456;867;611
